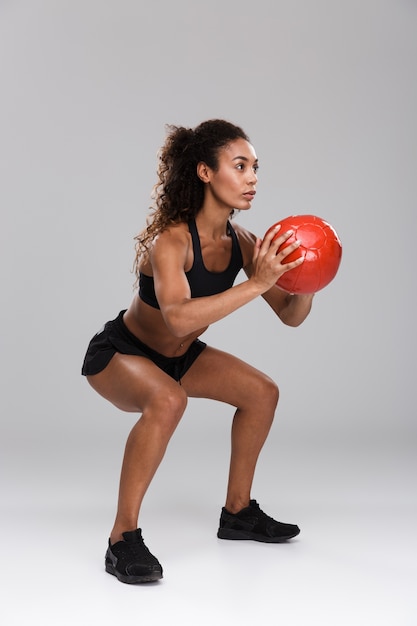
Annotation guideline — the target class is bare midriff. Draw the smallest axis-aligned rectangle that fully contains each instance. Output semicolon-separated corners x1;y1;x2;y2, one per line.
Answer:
123;294;207;357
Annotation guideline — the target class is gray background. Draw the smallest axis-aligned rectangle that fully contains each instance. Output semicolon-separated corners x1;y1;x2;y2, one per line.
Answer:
1;0;416;624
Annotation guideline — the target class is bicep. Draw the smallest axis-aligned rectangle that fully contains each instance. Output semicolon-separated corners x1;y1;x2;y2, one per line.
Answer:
150;233;191;311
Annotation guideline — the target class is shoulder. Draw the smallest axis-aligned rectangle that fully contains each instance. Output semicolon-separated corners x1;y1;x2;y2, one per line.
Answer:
150;222;191;266
231;220;257;244
230;221;257;266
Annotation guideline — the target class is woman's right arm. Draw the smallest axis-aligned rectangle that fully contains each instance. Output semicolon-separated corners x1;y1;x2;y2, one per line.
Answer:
151;226;303;338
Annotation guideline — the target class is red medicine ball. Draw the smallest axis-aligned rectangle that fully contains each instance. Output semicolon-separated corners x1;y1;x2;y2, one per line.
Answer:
264;214;342;294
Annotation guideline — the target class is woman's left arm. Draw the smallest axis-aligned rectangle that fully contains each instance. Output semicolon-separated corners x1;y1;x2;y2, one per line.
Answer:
261;287;314;327
236;223;314;327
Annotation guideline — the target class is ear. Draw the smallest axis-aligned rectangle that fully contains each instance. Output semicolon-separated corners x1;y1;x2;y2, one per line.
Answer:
197;161;212;183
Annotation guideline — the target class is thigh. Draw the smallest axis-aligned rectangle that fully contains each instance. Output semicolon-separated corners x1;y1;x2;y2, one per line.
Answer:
180;346;277;408
86;352;184;413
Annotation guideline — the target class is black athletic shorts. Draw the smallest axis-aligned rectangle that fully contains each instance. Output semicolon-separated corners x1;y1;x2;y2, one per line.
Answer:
81;310;207;382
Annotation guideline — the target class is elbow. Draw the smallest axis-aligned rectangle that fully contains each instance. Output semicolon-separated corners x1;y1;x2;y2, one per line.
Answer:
163;308;193;338
282;316;304;328
165;318;189;338
279;307;311;327
169;324;189;338
279;294;313;327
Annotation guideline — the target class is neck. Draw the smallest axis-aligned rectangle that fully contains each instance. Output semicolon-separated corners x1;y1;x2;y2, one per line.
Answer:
195;208;231;239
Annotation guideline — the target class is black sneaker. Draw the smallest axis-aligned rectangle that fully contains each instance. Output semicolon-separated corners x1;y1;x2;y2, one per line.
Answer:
217;499;300;543
105;529;163;584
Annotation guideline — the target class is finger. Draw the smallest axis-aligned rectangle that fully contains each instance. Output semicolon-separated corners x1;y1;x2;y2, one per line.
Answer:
277;239;302;260
268;229;296;255
262;224;282;249
280;253;305;272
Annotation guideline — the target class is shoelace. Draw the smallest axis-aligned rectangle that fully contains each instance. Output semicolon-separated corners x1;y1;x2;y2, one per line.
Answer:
126;538;153;558
250;502;276;524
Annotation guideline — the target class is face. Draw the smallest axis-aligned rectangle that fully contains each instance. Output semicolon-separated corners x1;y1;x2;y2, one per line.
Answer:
201;138;259;211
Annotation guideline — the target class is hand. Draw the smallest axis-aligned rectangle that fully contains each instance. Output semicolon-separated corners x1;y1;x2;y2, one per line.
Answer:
250;225;305;292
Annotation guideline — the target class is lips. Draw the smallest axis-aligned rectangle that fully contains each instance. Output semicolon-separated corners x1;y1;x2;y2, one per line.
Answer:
243;191;256;199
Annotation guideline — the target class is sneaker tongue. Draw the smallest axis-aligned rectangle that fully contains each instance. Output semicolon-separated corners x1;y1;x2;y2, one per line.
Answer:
122;529;142;543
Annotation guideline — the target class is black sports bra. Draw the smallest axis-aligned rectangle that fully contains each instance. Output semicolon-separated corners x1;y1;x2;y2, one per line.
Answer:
139;219;244;309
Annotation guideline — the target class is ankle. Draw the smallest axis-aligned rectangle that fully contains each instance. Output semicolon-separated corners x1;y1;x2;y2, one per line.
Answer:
110;533;124;546
224;499;250;514
110;525;137;545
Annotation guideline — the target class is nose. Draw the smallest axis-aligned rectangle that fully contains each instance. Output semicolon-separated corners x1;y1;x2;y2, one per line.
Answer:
248;168;258;184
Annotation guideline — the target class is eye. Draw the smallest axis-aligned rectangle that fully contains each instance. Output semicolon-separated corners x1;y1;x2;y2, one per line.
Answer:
253;164;259;173
235;163;244;171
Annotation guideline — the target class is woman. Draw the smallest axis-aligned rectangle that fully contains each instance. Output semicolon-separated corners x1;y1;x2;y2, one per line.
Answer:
82;119;314;584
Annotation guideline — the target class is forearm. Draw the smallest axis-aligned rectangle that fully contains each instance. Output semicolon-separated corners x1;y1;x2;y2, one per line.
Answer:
278;292;314;327
161;279;264;337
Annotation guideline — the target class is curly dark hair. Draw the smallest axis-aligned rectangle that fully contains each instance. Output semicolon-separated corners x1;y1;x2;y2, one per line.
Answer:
134;119;249;277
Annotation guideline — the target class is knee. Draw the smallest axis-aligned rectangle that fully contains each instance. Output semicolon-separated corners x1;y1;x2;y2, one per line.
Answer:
255;375;279;412
265;376;279;408
146;386;188;431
